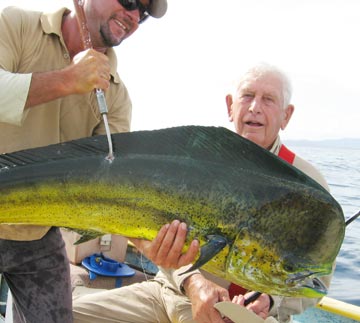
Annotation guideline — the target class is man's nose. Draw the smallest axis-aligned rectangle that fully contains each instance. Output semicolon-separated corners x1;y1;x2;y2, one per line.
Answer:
248;98;261;113
125;9;141;25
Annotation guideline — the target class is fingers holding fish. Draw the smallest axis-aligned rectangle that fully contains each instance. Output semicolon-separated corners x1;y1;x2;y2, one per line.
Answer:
143;220;199;269
148;219;183;267
177;238;200;268
161;221;200;268
128;220;197;268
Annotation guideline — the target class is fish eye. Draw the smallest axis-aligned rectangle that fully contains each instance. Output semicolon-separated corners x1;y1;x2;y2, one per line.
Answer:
283;264;294;272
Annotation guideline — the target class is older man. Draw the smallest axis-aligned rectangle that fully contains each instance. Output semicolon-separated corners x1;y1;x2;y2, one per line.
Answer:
72;63;332;323
181;63;331;323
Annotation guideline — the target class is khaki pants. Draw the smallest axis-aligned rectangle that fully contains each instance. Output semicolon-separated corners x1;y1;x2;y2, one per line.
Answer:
73;278;195;323
73;274;282;323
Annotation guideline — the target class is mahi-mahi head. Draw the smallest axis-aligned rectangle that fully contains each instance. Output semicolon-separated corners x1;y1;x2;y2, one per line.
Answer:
0;126;345;297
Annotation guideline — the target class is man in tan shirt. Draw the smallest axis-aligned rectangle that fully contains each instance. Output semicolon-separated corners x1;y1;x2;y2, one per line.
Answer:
0;1;175;322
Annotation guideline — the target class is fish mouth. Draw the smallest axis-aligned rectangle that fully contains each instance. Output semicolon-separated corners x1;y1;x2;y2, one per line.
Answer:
286;271;328;295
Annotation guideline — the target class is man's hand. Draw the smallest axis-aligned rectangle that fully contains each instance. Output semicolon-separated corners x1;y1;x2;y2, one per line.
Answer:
129;220;199;269
183;273;230;323
67;49;111;93
26;49;111;108
231;291;271;320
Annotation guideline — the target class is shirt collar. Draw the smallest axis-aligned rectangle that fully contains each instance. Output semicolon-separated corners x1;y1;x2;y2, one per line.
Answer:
269;135;282;155
40;8;120;84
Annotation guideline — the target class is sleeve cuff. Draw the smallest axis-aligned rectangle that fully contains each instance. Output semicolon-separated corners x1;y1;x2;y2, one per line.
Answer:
159;265;202;294
0;69;32;125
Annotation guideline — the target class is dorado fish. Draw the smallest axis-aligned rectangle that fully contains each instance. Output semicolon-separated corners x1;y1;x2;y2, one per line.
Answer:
0;126;345;297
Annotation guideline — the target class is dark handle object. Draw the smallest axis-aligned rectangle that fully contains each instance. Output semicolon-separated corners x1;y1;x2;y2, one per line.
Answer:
244;291;262;306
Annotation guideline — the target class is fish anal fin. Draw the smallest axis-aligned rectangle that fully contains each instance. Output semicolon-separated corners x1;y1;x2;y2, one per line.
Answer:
64;228;104;245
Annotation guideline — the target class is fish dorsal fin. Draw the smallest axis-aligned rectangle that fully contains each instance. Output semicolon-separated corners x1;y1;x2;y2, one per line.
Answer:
110;126;325;190
1;126;261;167
0;136;108;168
0;126;322;191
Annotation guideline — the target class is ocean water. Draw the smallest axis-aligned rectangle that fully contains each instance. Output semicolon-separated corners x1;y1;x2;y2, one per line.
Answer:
289;145;360;306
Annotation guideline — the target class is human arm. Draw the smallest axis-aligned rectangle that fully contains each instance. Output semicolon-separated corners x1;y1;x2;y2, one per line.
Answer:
175;266;276;322
0;7;111;124
173;268;332;323
182;273;230;323
0;49;113;126
0;48;110;126
24;49;111;109
183;275;273;322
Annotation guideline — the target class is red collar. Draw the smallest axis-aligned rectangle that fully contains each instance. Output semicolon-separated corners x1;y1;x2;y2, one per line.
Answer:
278;144;295;164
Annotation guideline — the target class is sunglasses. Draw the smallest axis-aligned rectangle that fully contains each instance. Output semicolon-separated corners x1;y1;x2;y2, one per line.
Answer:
118;0;151;24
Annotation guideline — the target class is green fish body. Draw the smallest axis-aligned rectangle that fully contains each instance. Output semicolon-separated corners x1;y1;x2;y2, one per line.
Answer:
0;126;345;297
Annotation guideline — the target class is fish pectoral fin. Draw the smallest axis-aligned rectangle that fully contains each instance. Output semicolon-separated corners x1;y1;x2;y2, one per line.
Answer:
180;235;227;275
65;228;104;244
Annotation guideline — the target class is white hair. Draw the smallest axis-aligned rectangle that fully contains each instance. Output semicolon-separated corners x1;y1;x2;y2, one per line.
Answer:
234;63;292;108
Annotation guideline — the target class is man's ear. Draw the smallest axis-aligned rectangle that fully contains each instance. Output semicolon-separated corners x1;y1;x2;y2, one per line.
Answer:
281;104;295;130
226;94;234;121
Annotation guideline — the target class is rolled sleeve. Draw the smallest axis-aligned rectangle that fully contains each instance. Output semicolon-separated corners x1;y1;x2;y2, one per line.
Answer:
0;69;31;125
157;265;202;295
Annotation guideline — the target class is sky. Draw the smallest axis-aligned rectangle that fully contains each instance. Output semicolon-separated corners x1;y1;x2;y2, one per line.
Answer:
1;0;360;140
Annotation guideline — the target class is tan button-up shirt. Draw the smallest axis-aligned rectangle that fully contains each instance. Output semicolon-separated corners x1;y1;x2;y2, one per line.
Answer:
0;6;132;240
